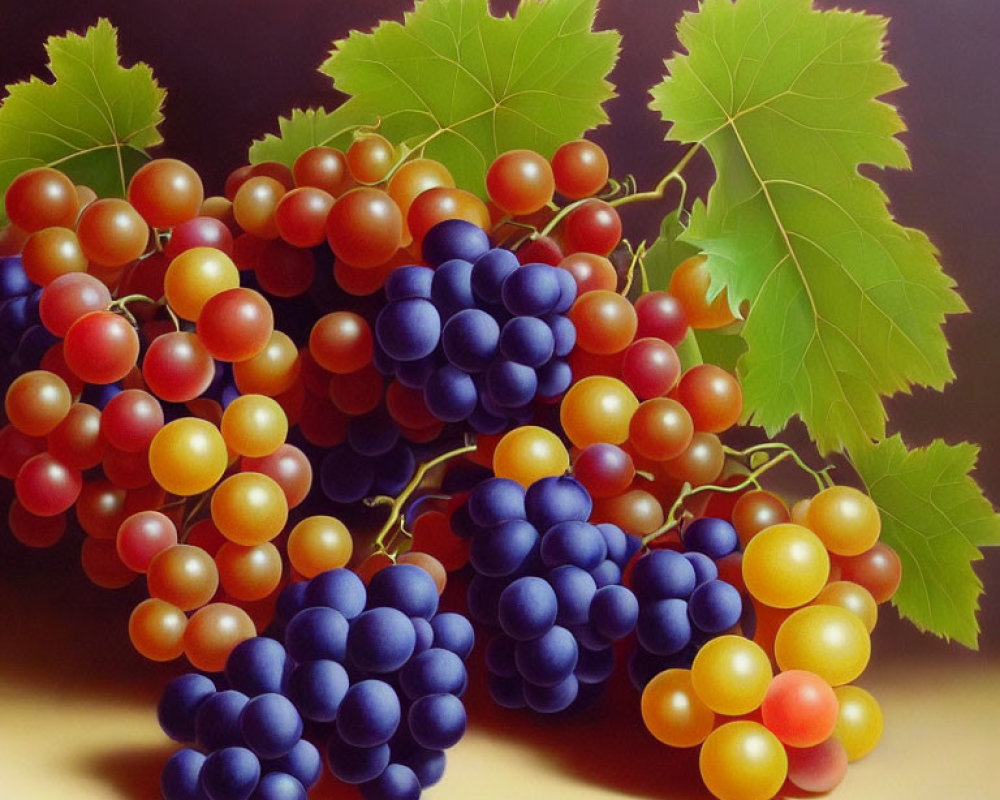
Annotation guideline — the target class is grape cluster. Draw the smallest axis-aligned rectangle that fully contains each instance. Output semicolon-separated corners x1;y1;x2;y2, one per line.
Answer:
455;474;640;712
158;565;474;800
626;518;743;690
373;219;576;435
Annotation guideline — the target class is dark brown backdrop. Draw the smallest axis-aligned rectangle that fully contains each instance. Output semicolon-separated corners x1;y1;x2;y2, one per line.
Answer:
1;0;997;653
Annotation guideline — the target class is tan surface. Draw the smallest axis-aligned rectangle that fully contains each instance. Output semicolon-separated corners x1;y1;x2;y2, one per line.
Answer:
2;539;999;800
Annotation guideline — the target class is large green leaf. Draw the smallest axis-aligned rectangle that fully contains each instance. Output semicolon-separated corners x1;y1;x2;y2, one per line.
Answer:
293;0;618;195
649;0;966;454
0;19;165;216
852;436;1000;649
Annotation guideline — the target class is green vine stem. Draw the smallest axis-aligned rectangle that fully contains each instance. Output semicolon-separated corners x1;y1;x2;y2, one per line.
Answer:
642;449;796;547
641;440;834;547
722;442;834;492
609;144;700;210
367;440;477;556
107;293;156;328
619;240;648;297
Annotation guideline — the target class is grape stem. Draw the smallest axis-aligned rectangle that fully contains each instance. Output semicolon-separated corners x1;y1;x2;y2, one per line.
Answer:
722;442;834;492
642;448;795;546
620;240;649;296
107;293;157;328
368;439;477;555
609;144;700;210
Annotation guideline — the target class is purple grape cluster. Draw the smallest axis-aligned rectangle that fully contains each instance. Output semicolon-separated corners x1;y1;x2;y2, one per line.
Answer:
0;255;54;393
373;220;577;435
454;474;641;713
627;517;743;690
157;566;474;800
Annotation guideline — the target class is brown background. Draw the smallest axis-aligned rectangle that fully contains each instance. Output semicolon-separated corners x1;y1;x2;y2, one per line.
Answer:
0;1;998;797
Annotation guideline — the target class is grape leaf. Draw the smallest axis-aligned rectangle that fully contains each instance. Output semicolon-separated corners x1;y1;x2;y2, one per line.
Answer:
852;436;1000;649
249;107;362;166
649;0;966;454
645;210;746;373
0;19;165;218
310;0;619;196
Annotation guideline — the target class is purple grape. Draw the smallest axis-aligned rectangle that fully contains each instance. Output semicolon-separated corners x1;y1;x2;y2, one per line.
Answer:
441;308;500;371
487;673;526;709
225;637;289;698
196;690;250;751
683;551;719;585
375;298;441;361
348;608;416;673
575;646;615;685
407;693;466;750
347;410;400;457
551;265;578;314
385;265;433;300
0;256;31;300
249;772;305;800
499;316;554;367
471;248;519;303
688;579;743;633
515;625;578;686
320;446;375;504
360;762;421;800
682;517;739;558
423;364;477;422
430;613;475;659
548;313;577;357
285;606;349;663
336;680;402;748
470;518;539;578
263;740;321;790
430;259;475;319
325;738;390;784
536;358;572;397
303;568;366;619
637;598;692;656
497;576;558;641
631;550;697;602
588;584;639;641
523;673;579;714
161;748;207;800
239;693;302;760
485;359;537;407
199;747;261;800
287;660;350;723
540;520;607;571
501;263;561;316
467;477;526;526
367;564;439;620
422;219;490;267
524;476;593;531
159;673;217;743
399;648;468;700
397;747;446;789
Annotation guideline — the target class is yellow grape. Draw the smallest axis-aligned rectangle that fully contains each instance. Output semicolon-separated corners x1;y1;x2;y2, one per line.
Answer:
129;597;187;661
148;418;229;497
287;515;353;578
834;685;884;761
215;541;283;601
220;394;288;458
742;523;829;608
210;472;288;546
774;605;871;686
690;635;772;716
699;721;788;800
806;485;881;556
559;375;638;448
640;668;715;748
492;426;569;487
